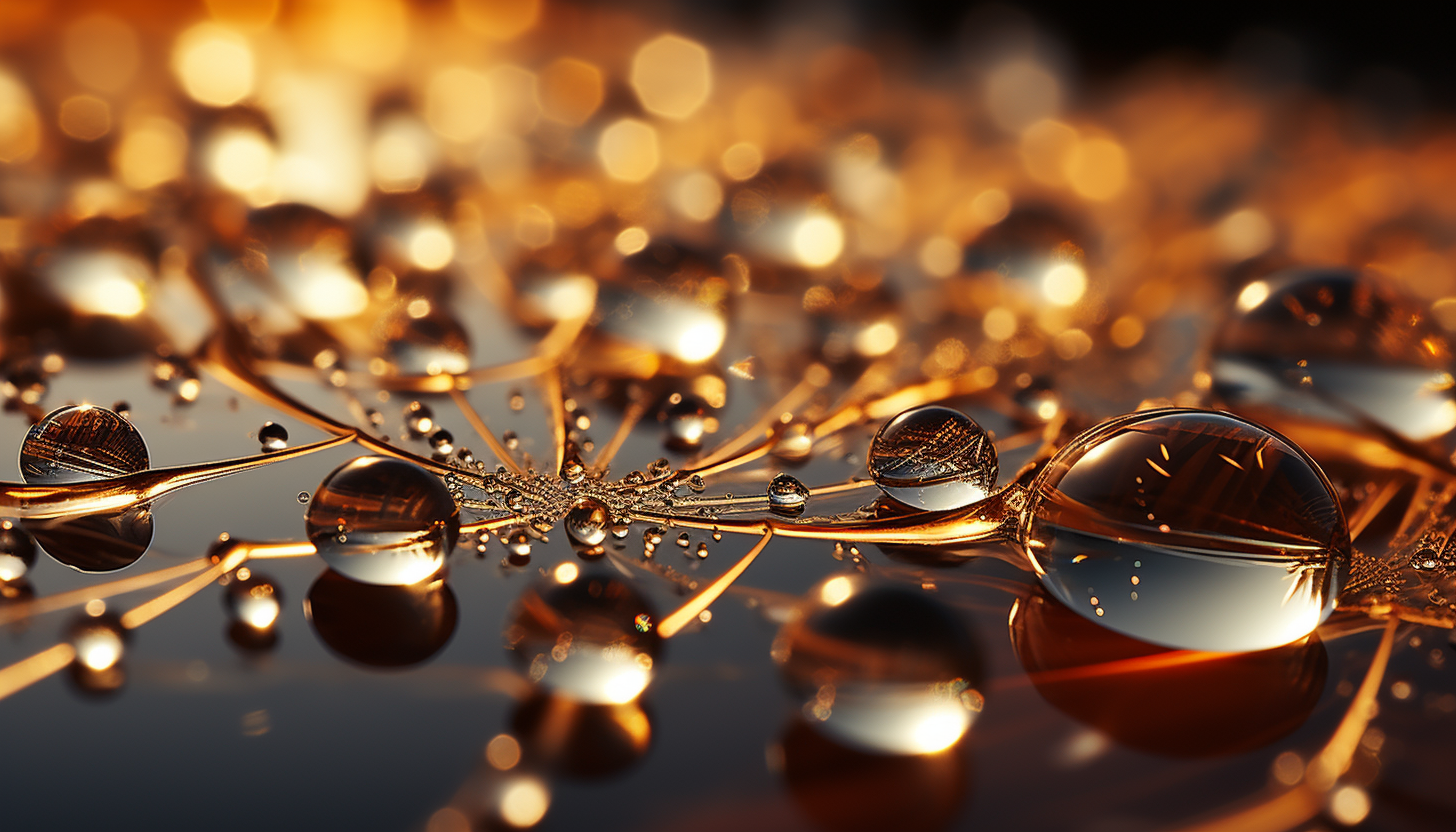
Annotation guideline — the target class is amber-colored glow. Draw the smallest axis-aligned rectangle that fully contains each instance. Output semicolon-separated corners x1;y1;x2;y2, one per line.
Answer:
173;23;255;107
631;34;712;120
455;0;540;41
427;67;494;142
114;116;188;189
658;527;773;638
58;95;110;141
64;14;140;92
540;58;602;126
598;119;660;182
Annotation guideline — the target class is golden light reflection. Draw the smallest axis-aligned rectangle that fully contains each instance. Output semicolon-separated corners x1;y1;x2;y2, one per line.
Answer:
114;116;188;189
0;71;41;163
1236;280;1271;312
986;58;1062;133
370;115;436;193
820;576;854;606
58;95;111;141
486;734;522;770
553;562;579;584
455;0;541;41
631;34;713;120
1042;262;1087;306
614;226;650;256
722;142;763;180
427;67;494;143
64;14;140;92
173;23;255;107
598;119;660;182
540;57;602;126
672;171;724;221
498;776;550;827
207;128;275;196
791;212;845;268
409;222;456;270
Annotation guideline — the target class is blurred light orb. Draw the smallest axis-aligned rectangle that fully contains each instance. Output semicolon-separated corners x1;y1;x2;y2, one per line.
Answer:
792;212;845;267
173;23;255;107
631;34;712;120
598;119;660;182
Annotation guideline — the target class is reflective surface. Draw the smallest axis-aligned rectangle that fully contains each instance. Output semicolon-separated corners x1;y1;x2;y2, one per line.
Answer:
868;406;998;510
19;404;148;484
1022;409;1350;651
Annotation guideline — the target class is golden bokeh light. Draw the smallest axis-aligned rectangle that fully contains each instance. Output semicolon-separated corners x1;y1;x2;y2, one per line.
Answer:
1042;262;1087;306
426;67;495;143
0;70;41;163
985;58;1062;133
114;116;189;189
614;226;650;255
631;34;712;120
370;115;436;193
498;776;550;828
58;95;111;141
173;23;256;107
598;119;660;182
206;128;275;196
455;0;541;41
672;171;723;222
64;14;140;92
791;212;845;268
721;141;763;180
540;58;603;126
1064;136;1130;201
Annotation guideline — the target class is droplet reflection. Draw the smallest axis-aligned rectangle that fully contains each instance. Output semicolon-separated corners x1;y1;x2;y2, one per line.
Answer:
306;570;458;668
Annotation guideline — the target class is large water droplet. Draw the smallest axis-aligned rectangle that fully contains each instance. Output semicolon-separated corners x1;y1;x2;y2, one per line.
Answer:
0;521;36;583
307;570;458;667
773;574;984;755
505;572;661;705
868;406;998;510
20;404;149;484
227;571;282;631
1020;408;1350;652
768;473;810;515
1212;268;1456;447
305;456;460;586
67;611;127;695
565;499;609;547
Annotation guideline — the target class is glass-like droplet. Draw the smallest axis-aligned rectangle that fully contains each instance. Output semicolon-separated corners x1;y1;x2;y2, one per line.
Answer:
768;474;810;515
404;402;434;437
1020;408;1350;652
503;526;533;558
648;458;672;478
0;521;36;583
610;519;631;540
69;612;127;672
20;404;149;484
868;406;997;511
297;491;310;504
379;302;471;377
561;458;586;484
505;572;661;704
305;456;460;586
227;572;282;631
502;430;520;451
773;574;984;755
565;499;609;547
258;421;288;453
687;474;706;493
1212;268;1456;447
664;394;709;450
675;532;691;549
772;421;814;464
429;428;454;457
509;390;526;411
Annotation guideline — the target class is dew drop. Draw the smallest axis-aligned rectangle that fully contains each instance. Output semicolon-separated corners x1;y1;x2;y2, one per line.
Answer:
503;430;520;450
304;456;460;586
505;572;661;704
503;526;533;558
69;611;126;673
565;499;609;547
868;406;997;511
429;428;455;457
676;532;691;549
695;542;709;559
687;474;707;493
610;519;631;540
561;458;586;484
258;421;288;453
664;394;709;450
774;574;984;755
226;571;282;631
509;390;526;411
1020;408;1350;652
297;491;309;504
404;402;434;437
1212;268;1456;447
648;458;672;478
771;421;814;464
20;404;149;484
768;473;810;515
0;521;37;583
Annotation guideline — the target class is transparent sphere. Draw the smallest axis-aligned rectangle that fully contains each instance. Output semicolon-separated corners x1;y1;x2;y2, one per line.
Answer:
305;456;460;586
68;612;126;672
504;572;661;705
772;574;985;755
771;421;814;464
307;570;458;668
1020;408;1350;652
227;572;282;631
565;499;609;547
0;521;36;583
1212;268;1456;447
258;421;288;452
20;404;149;484
868;406;998;510
663;394;709;450
767;473;810;515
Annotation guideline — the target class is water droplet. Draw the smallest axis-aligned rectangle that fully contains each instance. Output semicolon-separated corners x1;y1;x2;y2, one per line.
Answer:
664;394;709;450
1212;268;1456;447
1021;408;1350;652
774;574;984;755
768;473;810;515
111;401;131;418
258;421;288;453
561;458;586;484
379;302;471;376
20;404;148;484
69;611;126;672
695;542;709;559
26;507;153;573
868;406;997;511
634;613;652;632
226;572;282;631
648;458;672;478
676;532;691;549
305;456;460;586
565;499;610;547
404;402;434;437
0;521;36;583
307;570;458;667
503;430;520;450
610;519;631;540
687;474;707;493
505;572;661;704
429;428;455;457
771;421;814;464
509;390;526;411
503;526;533;558
297;491;310;504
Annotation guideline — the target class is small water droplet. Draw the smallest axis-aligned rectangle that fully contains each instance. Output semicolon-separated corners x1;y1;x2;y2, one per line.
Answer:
695;542;709;559
687;474;707;493
258;421;288;453
502;430;520;450
768;473;810;515
664;394;710;450
610;519;631;540
565;499;609;547
561;458;586;484
648;458;672;478
774;574;983;755
20;404;149;484
69;611;126;673
1021;408;1349;652
226;572;282;632
868;405;997;510
429;428;454;457
404;402;434;437
676;532;691;549
297;491;310;504
771;421;814;464
0;521;37;583
305;456;460;586
505;572;661;704
503;527;533;558
508;390;526;411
